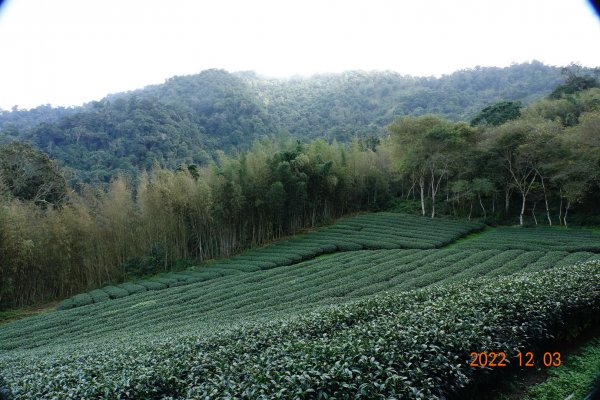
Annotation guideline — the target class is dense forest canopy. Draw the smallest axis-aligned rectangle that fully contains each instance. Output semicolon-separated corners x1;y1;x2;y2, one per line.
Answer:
0;61;587;184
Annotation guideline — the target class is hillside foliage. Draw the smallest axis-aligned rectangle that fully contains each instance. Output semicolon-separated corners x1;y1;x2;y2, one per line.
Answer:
0;139;393;308
0;62;574;184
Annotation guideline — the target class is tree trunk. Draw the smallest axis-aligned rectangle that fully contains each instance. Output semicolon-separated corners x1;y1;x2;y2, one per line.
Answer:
517;175;536;226
478;193;486;218
468;201;473;220
564;200;571;227
519;193;526;226
431;174;436;218
558;190;563;226
539;175;551;226
532;201;538;225
429;162;445;219
419;175;425;216
400;178;404;198
409;176;416;200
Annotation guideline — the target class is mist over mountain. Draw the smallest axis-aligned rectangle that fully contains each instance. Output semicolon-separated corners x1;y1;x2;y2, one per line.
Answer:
0;61;577;183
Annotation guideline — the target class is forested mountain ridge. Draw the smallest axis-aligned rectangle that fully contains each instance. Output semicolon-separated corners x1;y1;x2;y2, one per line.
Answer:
241;61;567;140
0;70;277;183
0;61;587;183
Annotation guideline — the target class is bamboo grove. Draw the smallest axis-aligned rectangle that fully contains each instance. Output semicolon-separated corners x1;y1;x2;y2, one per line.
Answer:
0;138;393;308
0;85;599;309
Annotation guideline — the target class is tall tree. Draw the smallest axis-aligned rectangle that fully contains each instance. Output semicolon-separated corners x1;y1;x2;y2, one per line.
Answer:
0;141;67;206
470;101;522;126
549;64;599;99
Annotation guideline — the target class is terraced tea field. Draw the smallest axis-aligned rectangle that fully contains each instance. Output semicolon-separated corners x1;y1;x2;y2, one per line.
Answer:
453;225;600;252
1;213;599;399
57;212;485;309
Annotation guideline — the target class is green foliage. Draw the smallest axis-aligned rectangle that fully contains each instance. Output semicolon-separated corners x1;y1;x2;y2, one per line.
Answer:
117;282;147;295
0;138;395;309
2;213;600;397
0;141;67;205
389;90;600;225
0;63;571;183
470;100;522;126
453;226;600;252
3;68;600;313
549;64;600;99
70;293;93;308
57;213;484;308
121;246;166;278
0;261;598;399
525;338;600;400
88;289;110;303
55;298;75;311
1;70;274;184
550;75;599;98
136;280;166;291
101;286;129;299
530;87;600;126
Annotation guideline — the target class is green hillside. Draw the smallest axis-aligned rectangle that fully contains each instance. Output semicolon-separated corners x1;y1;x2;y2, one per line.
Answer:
0;62;571;183
1;213;599;398
242;61;565;140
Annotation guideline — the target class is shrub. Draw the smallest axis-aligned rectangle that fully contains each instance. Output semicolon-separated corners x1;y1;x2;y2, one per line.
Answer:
117;283;147;295
137;280;167;290
55;298;75;311
102;286;129;299
88;289;110;303
71;293;93;307
4;262;599;399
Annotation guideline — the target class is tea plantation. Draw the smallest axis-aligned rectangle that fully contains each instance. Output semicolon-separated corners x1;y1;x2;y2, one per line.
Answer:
453;225;600;252
57;212;485;310
1;213;599;399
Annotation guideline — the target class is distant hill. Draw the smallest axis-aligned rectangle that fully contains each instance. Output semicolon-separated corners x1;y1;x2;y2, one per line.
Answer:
0;61;582;183
240;61;567;141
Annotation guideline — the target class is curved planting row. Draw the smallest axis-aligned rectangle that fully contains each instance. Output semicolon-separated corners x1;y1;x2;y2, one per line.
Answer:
2;262;599;399
3;248;598;352
455;226;600;252
56;213;484;310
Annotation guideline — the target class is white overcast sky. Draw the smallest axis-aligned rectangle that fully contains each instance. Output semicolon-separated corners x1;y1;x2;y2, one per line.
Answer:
0;0;598;110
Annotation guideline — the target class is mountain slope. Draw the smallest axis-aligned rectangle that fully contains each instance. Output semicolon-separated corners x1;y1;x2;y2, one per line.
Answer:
0;62;580;183
243;61;566;140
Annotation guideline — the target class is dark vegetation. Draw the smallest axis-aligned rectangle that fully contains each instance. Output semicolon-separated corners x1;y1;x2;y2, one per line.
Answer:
0;142;67;206
0;64;599;311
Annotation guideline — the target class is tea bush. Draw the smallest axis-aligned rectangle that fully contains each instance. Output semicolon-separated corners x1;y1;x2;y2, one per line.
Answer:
1;262;598;399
